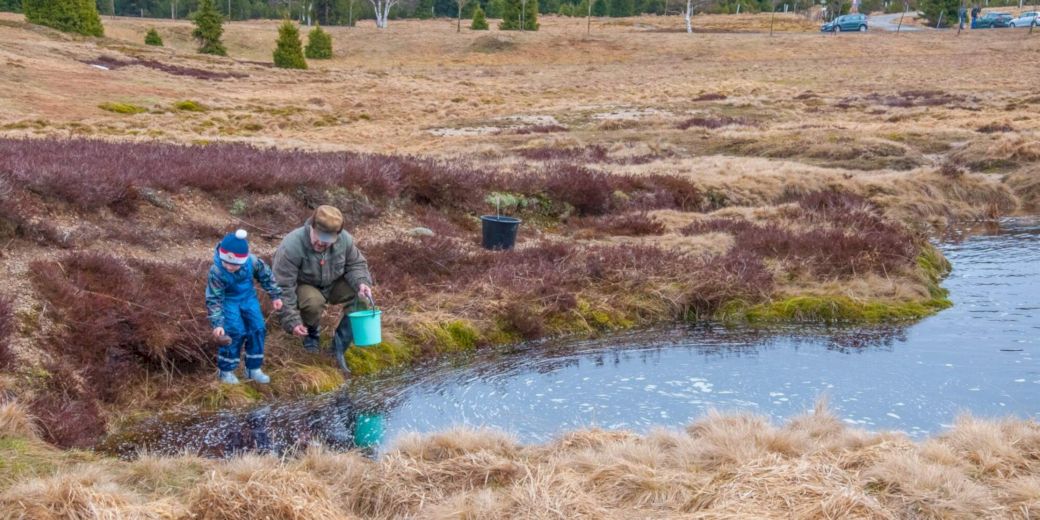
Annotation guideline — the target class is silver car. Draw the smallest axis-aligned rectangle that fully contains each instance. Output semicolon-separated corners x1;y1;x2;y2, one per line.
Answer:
1008;11;1038;27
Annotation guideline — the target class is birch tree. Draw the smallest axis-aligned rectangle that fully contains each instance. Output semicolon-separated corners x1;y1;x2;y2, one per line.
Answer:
457;0;468;32
369;0;399;28
685;0;692;32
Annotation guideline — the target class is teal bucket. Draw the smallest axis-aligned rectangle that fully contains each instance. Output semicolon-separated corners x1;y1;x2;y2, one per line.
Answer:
353;413;384;448
348;309;382;347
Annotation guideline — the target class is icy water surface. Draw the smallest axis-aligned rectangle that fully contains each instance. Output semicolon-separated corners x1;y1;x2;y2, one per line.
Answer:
105;218;1040;457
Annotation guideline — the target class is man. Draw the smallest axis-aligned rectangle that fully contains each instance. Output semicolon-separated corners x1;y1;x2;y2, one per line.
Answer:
273;205;374;373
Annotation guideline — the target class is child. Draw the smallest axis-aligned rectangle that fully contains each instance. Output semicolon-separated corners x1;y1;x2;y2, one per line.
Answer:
205;229;283;384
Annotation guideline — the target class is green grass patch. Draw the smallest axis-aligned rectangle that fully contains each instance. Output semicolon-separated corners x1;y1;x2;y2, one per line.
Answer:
98;102;147;114
173;100;207;112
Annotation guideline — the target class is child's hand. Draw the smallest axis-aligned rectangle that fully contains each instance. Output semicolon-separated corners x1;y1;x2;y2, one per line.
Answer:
212;327;225;339
272;299;283;311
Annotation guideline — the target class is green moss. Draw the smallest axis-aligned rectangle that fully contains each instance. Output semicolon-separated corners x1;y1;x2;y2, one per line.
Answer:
173;100;207;112
98;102;147;114
416;320;480;353
729;295;951;325
345;336;417;375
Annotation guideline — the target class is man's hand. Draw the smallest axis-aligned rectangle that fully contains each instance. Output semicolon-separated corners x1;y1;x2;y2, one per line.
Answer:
212;327;225;339
358;283;373;303
272;299;283;311
292;324;309;337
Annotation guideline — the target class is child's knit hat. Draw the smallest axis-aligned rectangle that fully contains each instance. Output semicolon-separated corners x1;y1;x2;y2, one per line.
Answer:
218;229;250;265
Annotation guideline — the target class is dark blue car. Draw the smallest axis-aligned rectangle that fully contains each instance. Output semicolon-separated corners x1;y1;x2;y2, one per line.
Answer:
821;13;868;32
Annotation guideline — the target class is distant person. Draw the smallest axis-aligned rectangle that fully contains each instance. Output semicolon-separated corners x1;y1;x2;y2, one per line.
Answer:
959;6;967;29
273;205;374;372
971;5;980;27
206;229;283;385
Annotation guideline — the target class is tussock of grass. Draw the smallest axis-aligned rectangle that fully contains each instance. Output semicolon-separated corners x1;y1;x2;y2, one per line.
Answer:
173;100;207;112
269;363;344;396
3;400;1038;518
98;102;147;114
193;382;263;410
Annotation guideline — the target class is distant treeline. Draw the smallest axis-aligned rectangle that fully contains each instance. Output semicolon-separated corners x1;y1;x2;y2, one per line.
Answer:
0;0;1027;25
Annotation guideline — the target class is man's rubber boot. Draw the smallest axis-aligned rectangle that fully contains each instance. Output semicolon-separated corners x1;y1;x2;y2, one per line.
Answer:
246;368;271;384
332;314;352;375
303;325;320;353
218;371;239;385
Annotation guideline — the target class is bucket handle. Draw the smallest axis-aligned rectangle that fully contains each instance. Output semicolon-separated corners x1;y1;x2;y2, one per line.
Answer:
353;293;378;315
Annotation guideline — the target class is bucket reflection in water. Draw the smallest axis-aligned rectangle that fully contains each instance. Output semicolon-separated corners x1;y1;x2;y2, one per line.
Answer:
353;412;385;448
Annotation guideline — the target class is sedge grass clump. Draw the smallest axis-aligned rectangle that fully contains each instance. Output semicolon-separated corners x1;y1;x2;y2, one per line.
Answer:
173;100;207;112
98;102;146;115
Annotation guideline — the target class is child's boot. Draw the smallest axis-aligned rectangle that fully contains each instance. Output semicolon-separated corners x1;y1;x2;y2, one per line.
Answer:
246;368;270;384
218;370;240;384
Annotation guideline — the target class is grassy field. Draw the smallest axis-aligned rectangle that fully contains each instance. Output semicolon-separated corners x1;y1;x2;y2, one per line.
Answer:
0;11;1038;517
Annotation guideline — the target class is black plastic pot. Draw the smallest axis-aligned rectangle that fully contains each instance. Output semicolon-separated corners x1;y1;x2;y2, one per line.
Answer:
480;215;521;250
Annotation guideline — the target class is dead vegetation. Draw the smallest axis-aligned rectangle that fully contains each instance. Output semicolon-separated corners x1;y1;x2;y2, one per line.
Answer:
1;400;1039;519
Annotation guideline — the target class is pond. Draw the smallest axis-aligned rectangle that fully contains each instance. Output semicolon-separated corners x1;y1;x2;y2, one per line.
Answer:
104;217;1040;457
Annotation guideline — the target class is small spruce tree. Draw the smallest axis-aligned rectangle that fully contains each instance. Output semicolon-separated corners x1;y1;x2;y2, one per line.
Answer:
144;27;163;46
304;24;332;59
557;2;572;15
416;0;434;18
192;0;226;56
273;20;307;69
591;0;607;16
23;0;103;36
499;0;537;29
470;4;489;28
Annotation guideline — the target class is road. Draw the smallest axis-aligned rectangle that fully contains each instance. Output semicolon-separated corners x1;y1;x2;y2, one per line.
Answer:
869;12;929;31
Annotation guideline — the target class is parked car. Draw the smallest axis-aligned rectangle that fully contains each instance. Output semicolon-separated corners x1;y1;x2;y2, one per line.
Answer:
821;13;868;32
1008;11;1039;27
974;12;1013;28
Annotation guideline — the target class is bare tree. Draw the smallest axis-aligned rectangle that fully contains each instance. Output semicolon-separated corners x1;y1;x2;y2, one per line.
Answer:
457;0;468;32
369;0;400;28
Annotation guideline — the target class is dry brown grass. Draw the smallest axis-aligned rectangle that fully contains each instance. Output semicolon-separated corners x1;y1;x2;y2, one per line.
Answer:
2;401;1039;519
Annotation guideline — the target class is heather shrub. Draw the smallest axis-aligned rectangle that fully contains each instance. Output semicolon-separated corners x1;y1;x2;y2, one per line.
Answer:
543;164;613;216
613;174;702;211
571;213;666;237
30;384;107;448
304;24;332;59
273;20;307;70
683;191;918;279
29;253;210;403
682;250;774;318
23;0;103;36
398;158;488;211
0;295;14;369
518;145;608;163
144;28;163;46
676;115;751;130
366;236;491;298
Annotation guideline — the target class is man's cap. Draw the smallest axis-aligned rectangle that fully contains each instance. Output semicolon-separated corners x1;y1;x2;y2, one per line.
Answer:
312;205;343;243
